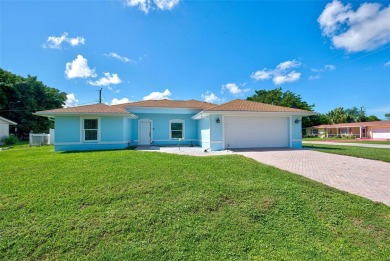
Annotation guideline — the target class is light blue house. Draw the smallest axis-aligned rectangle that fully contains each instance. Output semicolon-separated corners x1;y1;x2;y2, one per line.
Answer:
35;99;315;151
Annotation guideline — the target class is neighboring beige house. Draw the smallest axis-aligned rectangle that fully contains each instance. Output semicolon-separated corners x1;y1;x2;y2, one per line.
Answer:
306;121;390;139
0;116;17;140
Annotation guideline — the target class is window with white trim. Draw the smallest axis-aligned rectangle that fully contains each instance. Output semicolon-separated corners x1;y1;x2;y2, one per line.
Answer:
169;120;184;139
83;119;98;141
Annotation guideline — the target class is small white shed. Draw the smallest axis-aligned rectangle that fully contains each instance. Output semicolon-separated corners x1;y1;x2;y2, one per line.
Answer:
0;116;17;140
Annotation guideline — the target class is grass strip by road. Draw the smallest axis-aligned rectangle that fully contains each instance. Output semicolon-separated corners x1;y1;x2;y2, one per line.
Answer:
303;138;390;145
303;144;390;162
1;145;389;260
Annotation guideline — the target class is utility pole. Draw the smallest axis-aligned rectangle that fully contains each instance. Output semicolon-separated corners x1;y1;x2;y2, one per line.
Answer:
99;88;102;104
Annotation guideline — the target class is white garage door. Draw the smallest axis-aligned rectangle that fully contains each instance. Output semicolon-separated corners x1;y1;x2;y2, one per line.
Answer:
224;116;289;148
372;128;390;139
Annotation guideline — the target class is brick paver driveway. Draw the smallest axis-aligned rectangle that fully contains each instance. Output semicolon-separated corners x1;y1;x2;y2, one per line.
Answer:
234;149;390;206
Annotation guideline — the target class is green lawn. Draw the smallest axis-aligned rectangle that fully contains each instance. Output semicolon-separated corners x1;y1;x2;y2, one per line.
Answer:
1;145;389;260
303;144;390;163
303;138;390;145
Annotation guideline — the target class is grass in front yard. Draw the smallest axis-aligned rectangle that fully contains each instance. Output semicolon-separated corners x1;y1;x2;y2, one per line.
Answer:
303;144;390;162
1;146;389;260
303;138;390;144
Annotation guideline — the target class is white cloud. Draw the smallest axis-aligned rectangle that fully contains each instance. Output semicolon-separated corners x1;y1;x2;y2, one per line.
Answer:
44;33;68;49
65;55;97;79
325;64;336;71
221;83;250;95
273;71;301;85
143;89;172;100
124;0;180;14
385;61;390;66
309;75;321;80
202;91;220;103
276;60;301;70
154;0;179;10
311;64;336;72
43;32;85;49
88;72;122;86
251;69;272;81
64;93;78;107
251;59;302;85
318;0;390;52
111;98;131;105
68;36;85;46
104;52;135;63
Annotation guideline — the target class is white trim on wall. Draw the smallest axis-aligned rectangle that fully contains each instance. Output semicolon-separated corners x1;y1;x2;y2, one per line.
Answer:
289;116;293;148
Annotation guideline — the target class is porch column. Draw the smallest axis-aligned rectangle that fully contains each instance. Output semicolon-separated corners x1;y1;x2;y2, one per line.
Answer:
359;127;362;139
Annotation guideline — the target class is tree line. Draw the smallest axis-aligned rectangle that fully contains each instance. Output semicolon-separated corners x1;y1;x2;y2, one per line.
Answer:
247;87;386;128
0;68;66;138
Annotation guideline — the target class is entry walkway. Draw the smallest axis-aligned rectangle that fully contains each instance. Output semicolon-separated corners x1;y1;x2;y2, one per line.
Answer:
235;149;390;206
302;141;390;149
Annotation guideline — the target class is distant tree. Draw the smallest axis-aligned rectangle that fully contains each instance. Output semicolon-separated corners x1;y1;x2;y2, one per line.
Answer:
247;87;315;127
327;107;347;124
0;68;67;138
247;87;314;111
385;113;390;120
364;115;381;122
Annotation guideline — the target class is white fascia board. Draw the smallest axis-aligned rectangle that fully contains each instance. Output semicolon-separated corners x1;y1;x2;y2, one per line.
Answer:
0;116;17;125
191;111;206;120
200;111;316;117
34;112;138;119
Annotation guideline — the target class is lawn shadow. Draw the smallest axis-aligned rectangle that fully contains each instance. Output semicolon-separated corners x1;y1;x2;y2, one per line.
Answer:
303;145;343;151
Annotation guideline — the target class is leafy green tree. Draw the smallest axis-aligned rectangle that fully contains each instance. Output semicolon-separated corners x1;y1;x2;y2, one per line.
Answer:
247;87;315;127
327;107;347;124
385;113;390;120
0;68;67;138
364;115;381;122
247;87;314;111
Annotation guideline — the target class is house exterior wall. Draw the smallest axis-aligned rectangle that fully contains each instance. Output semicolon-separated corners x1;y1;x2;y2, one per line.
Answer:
131;113;198;146
0;121;10;140
210;114;223;150
54;116;129;151
291;116;302;149
197;118;210;149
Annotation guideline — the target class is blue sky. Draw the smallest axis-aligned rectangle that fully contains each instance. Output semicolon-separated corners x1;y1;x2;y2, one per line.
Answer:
1;0;389;118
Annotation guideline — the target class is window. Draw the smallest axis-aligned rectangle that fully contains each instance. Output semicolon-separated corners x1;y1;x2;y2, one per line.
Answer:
84;119;98;141
170;120;184;139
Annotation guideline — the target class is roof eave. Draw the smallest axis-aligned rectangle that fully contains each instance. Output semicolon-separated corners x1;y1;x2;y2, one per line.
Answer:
34;112;138;119
200;111;317;116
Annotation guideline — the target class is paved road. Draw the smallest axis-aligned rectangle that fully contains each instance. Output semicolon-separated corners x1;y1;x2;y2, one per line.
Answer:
302;141;390;149
234;148;390;206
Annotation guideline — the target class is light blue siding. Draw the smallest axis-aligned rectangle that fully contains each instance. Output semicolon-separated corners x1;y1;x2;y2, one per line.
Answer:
131;113;198;146
197;118;210;149
291;116;303;149
210;114;223;151
55;117;80;143
54;116;129;151
101;117;124;142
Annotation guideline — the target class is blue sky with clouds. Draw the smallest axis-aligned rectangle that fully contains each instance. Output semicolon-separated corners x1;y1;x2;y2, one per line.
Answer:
1;0;389;118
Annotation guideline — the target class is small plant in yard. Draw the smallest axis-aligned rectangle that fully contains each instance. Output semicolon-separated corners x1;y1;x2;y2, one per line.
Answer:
1;134;19;145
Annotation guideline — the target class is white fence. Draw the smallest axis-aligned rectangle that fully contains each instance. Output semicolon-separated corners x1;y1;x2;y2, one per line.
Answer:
29;133;51;146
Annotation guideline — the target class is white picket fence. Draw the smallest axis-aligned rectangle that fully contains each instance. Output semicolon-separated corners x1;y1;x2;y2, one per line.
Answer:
29;129;54;146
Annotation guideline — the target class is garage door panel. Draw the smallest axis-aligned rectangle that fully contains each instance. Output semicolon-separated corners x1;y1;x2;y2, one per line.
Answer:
372;128;390;139
225;117;289;148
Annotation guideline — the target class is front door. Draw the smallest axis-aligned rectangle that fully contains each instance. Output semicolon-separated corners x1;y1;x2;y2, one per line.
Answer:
139;121;152;145
362;127;367;138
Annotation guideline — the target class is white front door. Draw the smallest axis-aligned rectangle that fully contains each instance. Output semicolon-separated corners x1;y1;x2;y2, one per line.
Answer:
139;121;152;145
